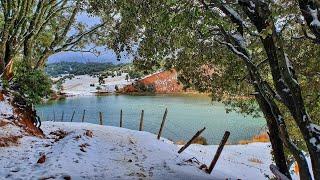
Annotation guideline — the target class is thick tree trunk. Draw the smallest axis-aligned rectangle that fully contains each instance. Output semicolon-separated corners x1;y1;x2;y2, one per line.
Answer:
255;95;291;179
0;59;5;75
0;43;8;75
212;7;291;176
238;1;320;179
2;59;14;81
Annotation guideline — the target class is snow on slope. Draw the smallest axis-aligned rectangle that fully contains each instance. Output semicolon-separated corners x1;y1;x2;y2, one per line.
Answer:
0;93;13;119
183;143;273;179
59;74;133;96
0;122;273;179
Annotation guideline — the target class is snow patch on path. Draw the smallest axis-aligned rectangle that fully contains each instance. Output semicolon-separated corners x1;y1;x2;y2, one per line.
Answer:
0;122;273;179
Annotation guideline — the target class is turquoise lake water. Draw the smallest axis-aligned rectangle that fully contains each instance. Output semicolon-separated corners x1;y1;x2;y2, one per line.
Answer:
36;94;266;144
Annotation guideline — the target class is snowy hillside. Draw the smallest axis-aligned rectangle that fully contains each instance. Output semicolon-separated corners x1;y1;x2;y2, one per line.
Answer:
0;122;273;179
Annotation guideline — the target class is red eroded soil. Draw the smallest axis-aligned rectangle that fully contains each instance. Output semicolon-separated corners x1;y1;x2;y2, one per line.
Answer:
12;106;44;137
0;135;22;147
121;69;186;93
0;91;44;147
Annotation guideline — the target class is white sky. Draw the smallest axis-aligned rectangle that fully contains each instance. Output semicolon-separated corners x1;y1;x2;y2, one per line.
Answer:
48;13;132;64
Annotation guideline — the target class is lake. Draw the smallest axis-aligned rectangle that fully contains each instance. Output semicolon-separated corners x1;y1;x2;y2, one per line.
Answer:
36;94;266;144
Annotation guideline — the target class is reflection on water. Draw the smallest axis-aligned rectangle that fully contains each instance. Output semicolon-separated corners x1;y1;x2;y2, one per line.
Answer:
36;94;266;144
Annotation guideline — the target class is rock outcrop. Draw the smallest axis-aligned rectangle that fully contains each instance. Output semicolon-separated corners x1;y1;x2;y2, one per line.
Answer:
121;69;186;93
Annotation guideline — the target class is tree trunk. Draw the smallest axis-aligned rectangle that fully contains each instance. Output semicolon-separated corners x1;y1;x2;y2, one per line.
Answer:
213;9;291;177
2;59;14;81
0;60;5;75
238;1;320;179
255;95;291;179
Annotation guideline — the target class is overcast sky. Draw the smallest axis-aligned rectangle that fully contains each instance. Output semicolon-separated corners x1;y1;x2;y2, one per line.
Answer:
47;13;132;64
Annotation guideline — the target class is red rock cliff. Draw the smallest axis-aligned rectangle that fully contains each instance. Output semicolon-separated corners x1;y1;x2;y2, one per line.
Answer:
121;69;185;93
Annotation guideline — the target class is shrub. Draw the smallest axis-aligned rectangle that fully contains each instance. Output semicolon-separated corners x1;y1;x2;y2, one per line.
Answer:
12;62;52;104
96;86;102;91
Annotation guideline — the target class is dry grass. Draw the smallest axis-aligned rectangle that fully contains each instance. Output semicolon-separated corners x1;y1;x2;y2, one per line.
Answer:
0;136;22;147
175;136;208;145
252;133;269;142
0;92;4;101
238;132;270;145
248;157;263;164
175;140;185;145
49;129;68;142
191;136;208;145
85;130;93;138
0;120;9;127
238;140;252;145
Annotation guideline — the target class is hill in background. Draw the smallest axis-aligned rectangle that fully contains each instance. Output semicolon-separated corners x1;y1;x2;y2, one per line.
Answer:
45;62;121;77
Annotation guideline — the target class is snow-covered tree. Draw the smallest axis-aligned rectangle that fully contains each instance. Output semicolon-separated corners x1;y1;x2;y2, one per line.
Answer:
95;0;320;179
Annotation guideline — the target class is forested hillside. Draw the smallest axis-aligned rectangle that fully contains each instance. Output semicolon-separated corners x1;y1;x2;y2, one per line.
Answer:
45;62;122;77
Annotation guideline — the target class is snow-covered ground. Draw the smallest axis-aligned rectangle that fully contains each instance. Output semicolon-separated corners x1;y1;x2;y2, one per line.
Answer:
0;93;13;120
0;121;274;179
57;74;133;96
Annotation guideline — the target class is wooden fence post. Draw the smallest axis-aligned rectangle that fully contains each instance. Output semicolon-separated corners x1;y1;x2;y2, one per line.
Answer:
139;110;144;131
53;109;56;122
178;127;206;154
120;109;123;127
61;111;64;122
99;112;103;125
206;131;230;174
157;108;168;140
82;110;86;122
70;111;75;122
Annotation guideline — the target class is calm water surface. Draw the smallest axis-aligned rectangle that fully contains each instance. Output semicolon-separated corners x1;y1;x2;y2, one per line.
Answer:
36;94;266;144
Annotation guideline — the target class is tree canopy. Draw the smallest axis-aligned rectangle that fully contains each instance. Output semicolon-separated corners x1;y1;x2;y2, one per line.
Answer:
0;0;115;77
0;0;119;105
1;0;320;179
93;0;320;179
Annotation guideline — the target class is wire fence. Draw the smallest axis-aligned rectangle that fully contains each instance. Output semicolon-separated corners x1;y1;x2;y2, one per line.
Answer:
37;107;267;145
38;108;200;143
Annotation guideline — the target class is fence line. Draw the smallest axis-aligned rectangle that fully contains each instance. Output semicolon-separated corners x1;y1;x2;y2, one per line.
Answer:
42;108;193;134
37;108;233;174
39;108;201;137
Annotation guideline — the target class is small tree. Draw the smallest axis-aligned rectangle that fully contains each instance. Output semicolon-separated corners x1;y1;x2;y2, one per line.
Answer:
98;76;105;85
56;81;63;94
12;61;51;105
96;86;102;92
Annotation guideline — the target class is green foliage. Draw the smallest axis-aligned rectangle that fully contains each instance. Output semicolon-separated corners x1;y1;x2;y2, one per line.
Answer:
1;78;9;90
45;62;116;77
56;80;63;93
128;69;143;79
95;1;320;162
13;62;52;104
96;0;320;124
98;76;105;85
133;82;155;93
